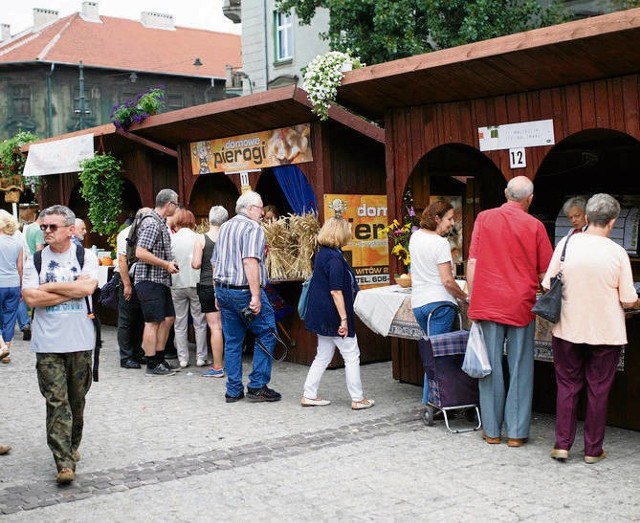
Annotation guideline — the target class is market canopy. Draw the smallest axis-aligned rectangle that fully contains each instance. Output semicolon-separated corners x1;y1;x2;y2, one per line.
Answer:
23;134;94;176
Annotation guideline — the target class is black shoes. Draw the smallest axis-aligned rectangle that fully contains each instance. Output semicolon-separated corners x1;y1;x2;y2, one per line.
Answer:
120;359;141;369
225;392;245;403
22;326;31;341
247;386;282;402
145;362;176;377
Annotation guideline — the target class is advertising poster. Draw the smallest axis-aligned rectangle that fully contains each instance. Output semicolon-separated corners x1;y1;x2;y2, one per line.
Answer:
324;194;389;289
190;124;313;174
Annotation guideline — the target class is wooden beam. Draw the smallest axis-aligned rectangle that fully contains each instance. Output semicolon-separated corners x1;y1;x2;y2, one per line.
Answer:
115;128;178;158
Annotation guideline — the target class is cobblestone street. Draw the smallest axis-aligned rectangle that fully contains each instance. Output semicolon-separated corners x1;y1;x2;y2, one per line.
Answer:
1;326;639;521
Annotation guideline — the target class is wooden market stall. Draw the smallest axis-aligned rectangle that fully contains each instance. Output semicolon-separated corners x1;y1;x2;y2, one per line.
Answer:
335;8;640;430
25;86;390;367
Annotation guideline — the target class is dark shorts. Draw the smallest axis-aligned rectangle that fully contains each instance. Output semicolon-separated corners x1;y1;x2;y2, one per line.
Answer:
135;281;175;322
196;283;218;313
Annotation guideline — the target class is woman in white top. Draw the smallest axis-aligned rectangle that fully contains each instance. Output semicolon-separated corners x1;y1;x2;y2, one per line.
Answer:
170;209;208;368
409;200;468;336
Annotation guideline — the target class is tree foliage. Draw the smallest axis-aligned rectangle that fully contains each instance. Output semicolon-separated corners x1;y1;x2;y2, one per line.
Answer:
276;0;569;65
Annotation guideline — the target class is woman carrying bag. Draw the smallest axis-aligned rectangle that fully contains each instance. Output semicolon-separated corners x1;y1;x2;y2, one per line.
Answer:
300;217;374;410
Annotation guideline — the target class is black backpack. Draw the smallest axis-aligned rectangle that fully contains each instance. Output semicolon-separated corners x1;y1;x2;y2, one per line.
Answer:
33;244;102;382
125;213;154;267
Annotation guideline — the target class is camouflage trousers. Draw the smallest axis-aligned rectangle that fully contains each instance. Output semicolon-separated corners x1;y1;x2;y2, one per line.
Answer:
36;351;92;472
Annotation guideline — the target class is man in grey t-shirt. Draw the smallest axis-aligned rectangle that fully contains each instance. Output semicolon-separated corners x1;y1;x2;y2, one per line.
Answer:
22;205;98;485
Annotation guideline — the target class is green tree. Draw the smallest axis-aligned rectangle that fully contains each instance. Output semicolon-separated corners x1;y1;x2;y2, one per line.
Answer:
276;0;568;65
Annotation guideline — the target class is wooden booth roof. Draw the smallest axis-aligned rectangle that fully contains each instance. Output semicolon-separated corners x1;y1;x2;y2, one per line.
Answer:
337;8;640;119
25;85;384;155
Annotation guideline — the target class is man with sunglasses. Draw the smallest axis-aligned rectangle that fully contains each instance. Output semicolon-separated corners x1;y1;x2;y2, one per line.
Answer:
22;205;99;485
133;189;180;377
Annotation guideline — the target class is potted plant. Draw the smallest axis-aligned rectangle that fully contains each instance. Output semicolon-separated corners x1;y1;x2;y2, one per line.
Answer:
79;153;123;237
0;130;40;202
303;51;363;121
111;86;165;131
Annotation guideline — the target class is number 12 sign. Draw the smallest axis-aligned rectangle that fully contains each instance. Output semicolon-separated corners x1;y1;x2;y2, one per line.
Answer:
509;147;526;169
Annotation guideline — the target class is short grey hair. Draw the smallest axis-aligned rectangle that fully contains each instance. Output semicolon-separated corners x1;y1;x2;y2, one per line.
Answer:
156;188;178;207
44;205;75;226
236;190;262;214
562;196;587;216
505;176;534;202
586;193;620;227
209;205;229;226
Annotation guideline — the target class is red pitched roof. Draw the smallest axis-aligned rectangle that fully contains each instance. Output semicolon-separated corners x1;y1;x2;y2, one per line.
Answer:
0;13;241;79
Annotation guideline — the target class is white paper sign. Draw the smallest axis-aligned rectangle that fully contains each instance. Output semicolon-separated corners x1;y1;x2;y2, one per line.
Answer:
23;134;95;176
478;119;554;152
509;147;526;169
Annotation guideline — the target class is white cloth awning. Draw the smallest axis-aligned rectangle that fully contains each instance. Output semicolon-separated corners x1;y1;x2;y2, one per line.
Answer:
23;134;95;177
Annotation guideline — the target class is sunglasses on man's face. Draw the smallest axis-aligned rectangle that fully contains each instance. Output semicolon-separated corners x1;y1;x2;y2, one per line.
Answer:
40;223;69;232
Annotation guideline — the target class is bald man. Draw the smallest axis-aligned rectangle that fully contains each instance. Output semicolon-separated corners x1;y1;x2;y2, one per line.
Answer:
466;176;553;448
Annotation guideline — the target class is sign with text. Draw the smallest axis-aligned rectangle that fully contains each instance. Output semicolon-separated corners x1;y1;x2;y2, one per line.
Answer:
324;194;389;289
478;119;555;152
190;124;313;174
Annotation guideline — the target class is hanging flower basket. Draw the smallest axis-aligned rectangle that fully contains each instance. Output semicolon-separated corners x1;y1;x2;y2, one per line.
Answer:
303;51;363;121
4;188;22;203
111;86;165;131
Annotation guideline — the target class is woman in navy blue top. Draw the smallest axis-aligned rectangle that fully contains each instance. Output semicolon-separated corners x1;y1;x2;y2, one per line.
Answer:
301;217;374;410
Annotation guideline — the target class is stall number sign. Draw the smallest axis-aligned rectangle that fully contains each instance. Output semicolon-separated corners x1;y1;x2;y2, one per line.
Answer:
509;147;526;169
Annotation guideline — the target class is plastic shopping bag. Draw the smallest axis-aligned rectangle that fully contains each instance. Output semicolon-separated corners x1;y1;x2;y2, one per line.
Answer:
462;322;492;378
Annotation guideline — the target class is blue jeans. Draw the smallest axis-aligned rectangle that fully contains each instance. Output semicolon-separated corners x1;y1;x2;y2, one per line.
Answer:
17;298;30;330
216;287;276;397
478;320;535;439
0;286;21;342
412;301;457;404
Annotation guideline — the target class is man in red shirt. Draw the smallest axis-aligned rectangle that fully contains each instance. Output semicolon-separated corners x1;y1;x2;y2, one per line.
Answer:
467;176;553;447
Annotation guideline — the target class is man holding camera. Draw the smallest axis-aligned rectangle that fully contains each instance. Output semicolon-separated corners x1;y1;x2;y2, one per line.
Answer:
134;189;180;377
213;190;281;403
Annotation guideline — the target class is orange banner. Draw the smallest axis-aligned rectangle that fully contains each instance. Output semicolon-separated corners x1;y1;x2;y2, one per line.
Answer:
190;124;313;174
324;194;389;289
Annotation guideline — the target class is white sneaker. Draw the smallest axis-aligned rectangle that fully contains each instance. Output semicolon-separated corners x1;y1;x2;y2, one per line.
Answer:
300;396;331;407
196;359;207;367
351;398;375;410
179;360;189;369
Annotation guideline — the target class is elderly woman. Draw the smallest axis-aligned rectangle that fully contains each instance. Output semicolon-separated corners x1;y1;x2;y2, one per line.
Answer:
543;194;638;464
192;205;228;377
409;200;468;336
0;210;23;363
170;209;208;368
301;217;374;410
562;196;588;235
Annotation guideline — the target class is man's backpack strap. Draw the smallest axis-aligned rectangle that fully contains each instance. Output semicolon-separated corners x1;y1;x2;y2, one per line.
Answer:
33;244;101;382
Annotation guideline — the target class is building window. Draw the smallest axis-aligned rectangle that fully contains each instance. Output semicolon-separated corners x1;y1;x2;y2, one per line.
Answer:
167;94;184;111
275;11;293;62
12;85;32;117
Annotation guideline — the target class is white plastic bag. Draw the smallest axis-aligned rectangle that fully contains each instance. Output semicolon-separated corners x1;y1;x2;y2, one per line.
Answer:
462;322;492;378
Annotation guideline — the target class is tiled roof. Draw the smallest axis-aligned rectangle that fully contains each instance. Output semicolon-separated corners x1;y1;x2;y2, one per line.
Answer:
0;13;241;79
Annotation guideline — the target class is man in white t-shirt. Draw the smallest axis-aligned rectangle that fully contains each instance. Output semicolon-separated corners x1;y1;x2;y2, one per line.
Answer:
22;205;98;485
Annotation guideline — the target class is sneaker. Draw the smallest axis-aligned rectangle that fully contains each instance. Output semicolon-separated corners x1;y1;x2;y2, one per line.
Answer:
584;451;607;464
0;346;9;360
301;396;331;407
225;391;245;403
550;448;569;461
56;468;75;485
351;398;375;410
164;359;181;372
145;363;176;377
120;359;141;369
22;326;31;341
247;386;282;403
202;367;225;378
196;359;207;367
179;360;190;369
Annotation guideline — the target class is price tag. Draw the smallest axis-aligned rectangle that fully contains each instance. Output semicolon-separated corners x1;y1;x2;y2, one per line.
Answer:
509;147;526;169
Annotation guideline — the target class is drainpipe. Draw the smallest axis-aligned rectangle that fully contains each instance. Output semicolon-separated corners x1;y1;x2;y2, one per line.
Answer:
263;0;269;91
78;61;86;129
47;63;55;137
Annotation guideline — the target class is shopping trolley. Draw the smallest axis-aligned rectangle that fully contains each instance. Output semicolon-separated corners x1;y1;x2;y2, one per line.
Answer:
418;303;481;433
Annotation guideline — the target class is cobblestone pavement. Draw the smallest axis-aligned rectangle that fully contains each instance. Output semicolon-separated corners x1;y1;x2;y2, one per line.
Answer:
1;326;639;521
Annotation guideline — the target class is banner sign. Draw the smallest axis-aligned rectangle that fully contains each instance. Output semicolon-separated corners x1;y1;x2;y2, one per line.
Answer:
190;124;313;174
323;194;389;289
478;119;555;152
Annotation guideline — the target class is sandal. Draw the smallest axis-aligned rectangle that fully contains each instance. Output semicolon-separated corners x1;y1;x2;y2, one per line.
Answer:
0;346;9;360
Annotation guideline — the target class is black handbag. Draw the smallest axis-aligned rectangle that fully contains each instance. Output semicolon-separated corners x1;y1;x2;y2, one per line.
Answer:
532;234;571;323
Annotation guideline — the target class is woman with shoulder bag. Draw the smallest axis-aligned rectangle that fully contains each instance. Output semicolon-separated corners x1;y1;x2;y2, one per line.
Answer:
543;194;638;464
301;217;374;410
